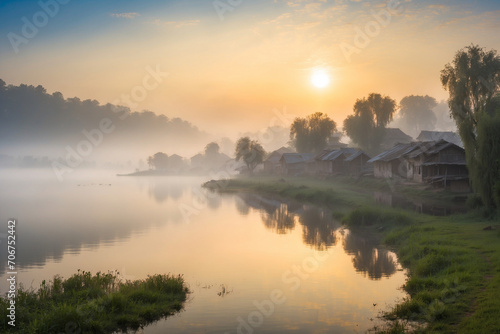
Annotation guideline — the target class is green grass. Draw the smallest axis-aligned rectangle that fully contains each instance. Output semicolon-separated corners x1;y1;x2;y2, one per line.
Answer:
206;175;500;333
0;270;188;333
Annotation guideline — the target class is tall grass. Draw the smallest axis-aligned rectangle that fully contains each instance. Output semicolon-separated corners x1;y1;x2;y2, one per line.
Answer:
0;270;188;333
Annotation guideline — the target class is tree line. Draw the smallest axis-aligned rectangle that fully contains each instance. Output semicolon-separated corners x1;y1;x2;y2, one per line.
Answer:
0;80;208;157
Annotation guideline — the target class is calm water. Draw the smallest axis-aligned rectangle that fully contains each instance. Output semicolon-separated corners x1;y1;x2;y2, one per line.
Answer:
0;170;407;333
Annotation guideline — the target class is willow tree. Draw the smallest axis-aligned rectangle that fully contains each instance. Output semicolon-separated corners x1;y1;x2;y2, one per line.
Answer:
343;93;396;154
290;112;336;153
441;44;500;209
235;137;266;174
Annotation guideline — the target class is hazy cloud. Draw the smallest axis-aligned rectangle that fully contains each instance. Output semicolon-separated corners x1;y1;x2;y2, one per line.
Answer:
110;12;141;19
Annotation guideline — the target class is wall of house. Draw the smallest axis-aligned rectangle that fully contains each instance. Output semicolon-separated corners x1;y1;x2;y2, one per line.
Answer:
408;156;424;182
316;161;332;174
424;164;468;179
374;161;393;178
347;156;369;176
438;147;465;163
391;160;407;178
282;162;307;175
332;160;344;174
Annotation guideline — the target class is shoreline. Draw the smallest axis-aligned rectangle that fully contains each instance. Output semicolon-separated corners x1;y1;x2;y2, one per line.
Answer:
203;176;500;333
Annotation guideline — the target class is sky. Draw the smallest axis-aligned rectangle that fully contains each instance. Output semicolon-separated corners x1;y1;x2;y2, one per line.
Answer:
1;0;499;137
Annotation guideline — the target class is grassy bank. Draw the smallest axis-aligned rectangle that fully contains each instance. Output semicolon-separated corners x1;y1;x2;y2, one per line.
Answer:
1;270;188;333
204;176;500;333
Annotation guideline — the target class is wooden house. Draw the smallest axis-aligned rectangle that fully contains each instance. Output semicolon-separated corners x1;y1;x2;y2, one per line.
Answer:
368;143;419;179
404;140;469;192
315;148;357;175
380;128;413;150
263;147;294;174
279;153;315;176
416;131;463;147
344;150;372;176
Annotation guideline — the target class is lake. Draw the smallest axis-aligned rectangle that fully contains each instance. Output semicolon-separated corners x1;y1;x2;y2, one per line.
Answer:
0;170;407;333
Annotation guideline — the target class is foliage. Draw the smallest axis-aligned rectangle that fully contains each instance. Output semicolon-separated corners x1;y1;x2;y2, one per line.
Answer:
441;45;500;209
290;112;336;153
0;270;188;333
0;80;207;155
235;137;266;173
205;142;220;156
147;152;169;170
470;98;500;209
342;207;413;227
343;93;396;154
397;95;438;137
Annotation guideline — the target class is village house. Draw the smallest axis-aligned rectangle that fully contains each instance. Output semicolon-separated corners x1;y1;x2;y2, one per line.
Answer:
416;131;463;147
368;142;419;179
404;140;469;192
344;150;372;176
315;148;357;175
380;128;414;150
263;146;294;174
279;153;315;176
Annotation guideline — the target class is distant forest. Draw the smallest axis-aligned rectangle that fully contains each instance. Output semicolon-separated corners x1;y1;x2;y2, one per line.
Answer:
0;79;209;164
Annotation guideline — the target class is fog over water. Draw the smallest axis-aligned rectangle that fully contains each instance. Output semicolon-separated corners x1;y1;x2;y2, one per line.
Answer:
0;170;407;333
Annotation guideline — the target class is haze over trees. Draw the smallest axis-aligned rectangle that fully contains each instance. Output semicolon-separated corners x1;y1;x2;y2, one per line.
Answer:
396;95;438;138
240;126;291;153
235;137;266;174
441;44;500;209
343;93;396;154
0;80;208;162
290;112;336;153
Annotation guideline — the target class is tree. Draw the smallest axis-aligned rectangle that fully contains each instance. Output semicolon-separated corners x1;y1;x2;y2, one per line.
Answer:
441;45;500;128
356;93;396;128
235;137;266;174
290;112;336;153
148;152;169;170
343;93;396;154
147;156;154;169
469;96;500;209
205;142;220;156
397;95;437;137
441;45;500;209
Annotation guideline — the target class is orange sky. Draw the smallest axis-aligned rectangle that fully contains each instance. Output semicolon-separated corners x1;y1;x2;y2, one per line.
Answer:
1;0;499;136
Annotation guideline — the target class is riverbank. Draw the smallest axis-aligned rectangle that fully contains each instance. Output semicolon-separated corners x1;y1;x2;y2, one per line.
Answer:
204;176;500;333
0;270;188;333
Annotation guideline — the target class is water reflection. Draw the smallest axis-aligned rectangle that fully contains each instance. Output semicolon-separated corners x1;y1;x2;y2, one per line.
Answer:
262;203;296;234
235;193;397;278
0;173;204;276
298;206;337;250
147;179;185;202
342;230;398;280
374;191;466;216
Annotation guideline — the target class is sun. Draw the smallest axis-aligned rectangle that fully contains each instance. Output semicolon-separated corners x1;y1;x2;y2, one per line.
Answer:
311;70;330;88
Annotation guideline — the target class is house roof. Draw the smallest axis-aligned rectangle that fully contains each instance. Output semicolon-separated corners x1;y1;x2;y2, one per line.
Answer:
368;142;419;163
264;147;294;163
381;128;413;147
405;140;465;159
280;153;315;164
416;131;463;147
315;148;357;161
344;150;370;162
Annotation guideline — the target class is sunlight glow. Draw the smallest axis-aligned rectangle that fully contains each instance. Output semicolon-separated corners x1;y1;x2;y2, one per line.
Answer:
311;70;330;88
